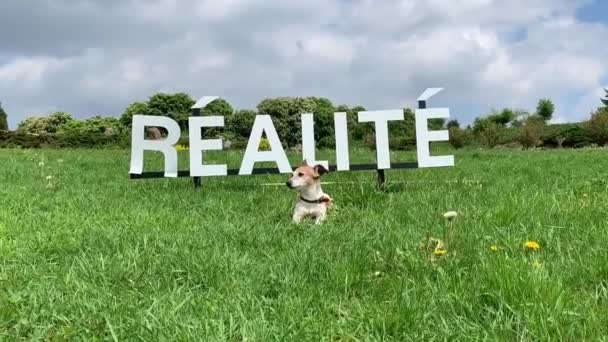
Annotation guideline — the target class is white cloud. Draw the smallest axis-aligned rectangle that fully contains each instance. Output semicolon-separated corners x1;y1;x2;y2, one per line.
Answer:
0;0;607;128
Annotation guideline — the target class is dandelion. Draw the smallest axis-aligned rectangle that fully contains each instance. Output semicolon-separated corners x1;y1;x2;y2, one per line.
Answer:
434;249;447;256
490;245;499;252
45;175;53;181
38;161;44;167
524;240;541;251
443;211;458;221
374;271;384;278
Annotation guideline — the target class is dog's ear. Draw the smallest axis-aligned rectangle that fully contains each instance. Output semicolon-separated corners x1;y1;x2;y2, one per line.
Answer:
300;159;309;167
313;164;329;177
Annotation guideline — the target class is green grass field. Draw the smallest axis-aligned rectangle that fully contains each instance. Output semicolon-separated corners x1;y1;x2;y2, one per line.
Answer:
1;147;608;341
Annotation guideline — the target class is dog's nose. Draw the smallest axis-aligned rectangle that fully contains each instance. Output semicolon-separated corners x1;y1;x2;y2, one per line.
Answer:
285;181;291;188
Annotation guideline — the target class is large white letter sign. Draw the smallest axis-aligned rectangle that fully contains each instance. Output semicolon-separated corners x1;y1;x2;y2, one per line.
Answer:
189;116;227;177
301;113;329;169
129;115;181;177
415;88;454;168
358;109;404;169
239;115;292;175
334;112;350;171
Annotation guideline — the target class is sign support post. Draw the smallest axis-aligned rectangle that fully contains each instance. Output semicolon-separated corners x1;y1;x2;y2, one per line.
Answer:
190;96;220;190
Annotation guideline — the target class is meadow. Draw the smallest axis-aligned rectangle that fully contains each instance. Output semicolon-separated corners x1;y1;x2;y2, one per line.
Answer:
1;146;607;341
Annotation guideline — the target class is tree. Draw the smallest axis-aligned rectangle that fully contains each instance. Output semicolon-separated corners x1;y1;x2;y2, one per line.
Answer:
448;127;471;149
346;105;367;140
428;118;445;130
536;98;555;122
602;88;608;106
46;112;74;133
518;116;543;148
16;112;73;134
0;102;8;131
201;98;234;138
472;117;500;148
446;120;460;129
146;92;195;130
120;102;148;127
226;109;256;142
585;107;608;145
256;97;315;148
486;108;514;127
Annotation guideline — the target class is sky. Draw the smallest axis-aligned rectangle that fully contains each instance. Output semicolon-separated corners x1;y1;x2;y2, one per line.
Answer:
1;0;607;129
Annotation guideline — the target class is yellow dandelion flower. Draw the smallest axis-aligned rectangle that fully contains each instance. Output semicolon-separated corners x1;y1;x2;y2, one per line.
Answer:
490;245;499;252
434;249;447;256
524;240;540;251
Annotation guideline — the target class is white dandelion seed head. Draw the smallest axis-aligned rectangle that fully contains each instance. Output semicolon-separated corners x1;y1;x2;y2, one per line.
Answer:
443;211;458;220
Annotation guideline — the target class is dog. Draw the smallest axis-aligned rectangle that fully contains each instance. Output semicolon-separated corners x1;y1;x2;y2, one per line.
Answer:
286;160;333;224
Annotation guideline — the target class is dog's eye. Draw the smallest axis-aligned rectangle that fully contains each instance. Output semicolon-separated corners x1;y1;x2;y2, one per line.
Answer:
298;172;304;177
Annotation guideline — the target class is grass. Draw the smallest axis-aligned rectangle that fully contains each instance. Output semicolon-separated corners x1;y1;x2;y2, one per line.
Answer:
1;146;608;340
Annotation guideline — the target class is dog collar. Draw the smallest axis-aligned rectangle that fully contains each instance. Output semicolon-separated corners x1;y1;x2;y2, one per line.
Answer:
299;196;330;204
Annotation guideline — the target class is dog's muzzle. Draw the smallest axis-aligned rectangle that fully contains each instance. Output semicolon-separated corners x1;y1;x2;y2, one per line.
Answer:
286;181;294;189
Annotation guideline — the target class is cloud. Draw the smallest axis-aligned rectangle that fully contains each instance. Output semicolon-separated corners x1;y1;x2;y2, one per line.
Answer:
1;0;607;128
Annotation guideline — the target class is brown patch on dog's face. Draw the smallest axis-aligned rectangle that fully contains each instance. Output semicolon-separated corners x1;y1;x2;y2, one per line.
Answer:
285;161;329;189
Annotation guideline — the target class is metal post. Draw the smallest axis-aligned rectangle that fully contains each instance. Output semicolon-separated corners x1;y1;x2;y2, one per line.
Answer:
377;169;386;189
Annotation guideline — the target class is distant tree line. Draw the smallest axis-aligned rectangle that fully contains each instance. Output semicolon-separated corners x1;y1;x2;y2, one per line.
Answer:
1;89;608;150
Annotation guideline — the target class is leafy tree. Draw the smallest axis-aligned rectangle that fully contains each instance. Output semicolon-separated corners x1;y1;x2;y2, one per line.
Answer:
146;93;195;130
202;98;233;117
602;88;608;106
120;102;148;127
309;97;336;147
518;116;543;148
200;98;234;138
585;107;608;145
472;117;500;147
257;97;315;148
16;112;73;134
226;109;256;142
46;112;74;133
0;102;8;131
448;127;472;149
428;118;445;130
58;115;123;137
346;105;367;140
485;108;514;127
447;120;460;129
536;99;555;122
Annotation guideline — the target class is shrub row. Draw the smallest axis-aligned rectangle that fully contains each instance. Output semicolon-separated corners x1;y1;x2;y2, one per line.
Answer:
0;131;130;149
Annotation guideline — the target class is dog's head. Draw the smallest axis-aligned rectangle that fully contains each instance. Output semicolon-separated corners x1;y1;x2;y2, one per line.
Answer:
286;160;329;190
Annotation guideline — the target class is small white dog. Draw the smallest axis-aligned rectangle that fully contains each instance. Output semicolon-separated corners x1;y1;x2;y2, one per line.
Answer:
286;160;333;224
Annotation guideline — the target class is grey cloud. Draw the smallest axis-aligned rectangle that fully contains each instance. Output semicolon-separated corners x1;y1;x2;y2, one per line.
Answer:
0;0;606;128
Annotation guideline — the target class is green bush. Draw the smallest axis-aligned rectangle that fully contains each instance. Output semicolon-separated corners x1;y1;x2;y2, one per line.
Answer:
541;123;591;148
259;137;271;151
585;107;608;146
518;118;543;149
0;131;58;148
449;127;472;149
